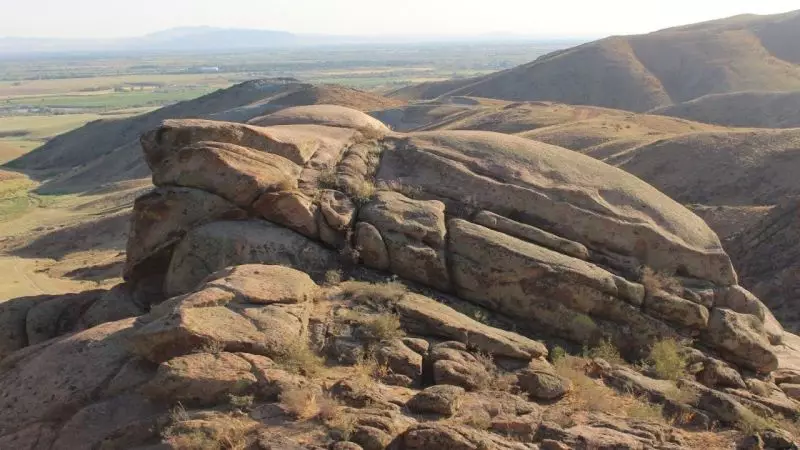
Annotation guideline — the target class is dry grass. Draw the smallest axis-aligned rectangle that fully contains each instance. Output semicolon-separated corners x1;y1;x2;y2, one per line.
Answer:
345;179;376;206
586;338;625;365
163;404;257;450
279;386;320;420
324;269;343;286
641;267;682;295
361;313;405;343
317;168;339;190
227;394;254;411
648;339;687;381
474;352;518;392
377;180;424;198
326;410;358;441
196;339;226;355
352;353;390;384
274;340;326;379
339;280;409;307
552;355;668;424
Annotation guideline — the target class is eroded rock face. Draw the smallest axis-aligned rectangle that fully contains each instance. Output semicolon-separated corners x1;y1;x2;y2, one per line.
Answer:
115;109;793;382
6;105;789;447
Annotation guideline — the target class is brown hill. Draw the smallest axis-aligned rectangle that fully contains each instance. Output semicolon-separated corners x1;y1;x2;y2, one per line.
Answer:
726;198;800;330
651;91;800;128
3;80;403;194
391;10;800;112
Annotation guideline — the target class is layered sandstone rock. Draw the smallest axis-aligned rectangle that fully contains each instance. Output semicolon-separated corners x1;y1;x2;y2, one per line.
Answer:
2;105;798;448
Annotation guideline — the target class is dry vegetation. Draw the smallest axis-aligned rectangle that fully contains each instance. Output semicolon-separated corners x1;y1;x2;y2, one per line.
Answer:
640;267;683;295
163;404;258;450
273;340;326;379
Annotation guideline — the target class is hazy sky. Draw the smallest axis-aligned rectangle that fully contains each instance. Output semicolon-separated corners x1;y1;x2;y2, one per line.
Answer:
1;0;797;39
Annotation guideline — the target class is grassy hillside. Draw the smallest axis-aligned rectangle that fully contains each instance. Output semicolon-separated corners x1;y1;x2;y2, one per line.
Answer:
391;10;800;112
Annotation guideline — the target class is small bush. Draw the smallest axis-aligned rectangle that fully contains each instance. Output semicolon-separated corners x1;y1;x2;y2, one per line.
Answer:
274;340;325;378
280;387;319;420
196;339;226;355
627;398;664;421
352;354;390;383
473;352;517;392
324;269;343;286
317;168;339;190
648;339;687;381
664;385;699;405
737;408;774;435
362;313;405;343
641;267;682;295
346;179;376;206
571;313;599;343
163;410;255;450
227;394;254;411
553;355;668;424
587;339;625;365
554;355;627;413
316;394;343;422
339;280;409;306
326;411;358;441
550;346;567;363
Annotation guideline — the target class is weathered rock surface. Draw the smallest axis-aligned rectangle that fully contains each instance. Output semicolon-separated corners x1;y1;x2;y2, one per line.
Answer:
474;210;590;260
706;308;778;373
125;186;247;278
254;190;319;238
152;141;300;207
396;293;547;360
360;191;450;291
516;360;572;400
379;131;736;285
141;118;318;167
142;352;257;404
406;385;465;416
248;104;391;135
165;220;338;296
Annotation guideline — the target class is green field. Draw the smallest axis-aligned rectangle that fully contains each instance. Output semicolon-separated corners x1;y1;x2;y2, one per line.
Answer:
0;41;567;165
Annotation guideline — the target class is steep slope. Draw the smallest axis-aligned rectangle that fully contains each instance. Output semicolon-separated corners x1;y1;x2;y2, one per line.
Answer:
651;91;800;128
391;10;800;112
610;129;800;206
3;80;403;194
727;198;800;331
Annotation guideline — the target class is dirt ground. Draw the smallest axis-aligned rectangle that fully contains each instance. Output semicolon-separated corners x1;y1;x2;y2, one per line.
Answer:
0;179;148;302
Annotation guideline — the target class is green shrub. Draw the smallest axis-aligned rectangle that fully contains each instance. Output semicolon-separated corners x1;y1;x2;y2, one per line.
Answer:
648;339;687;381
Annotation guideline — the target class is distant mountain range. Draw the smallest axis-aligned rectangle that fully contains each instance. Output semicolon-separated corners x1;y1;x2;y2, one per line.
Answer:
0;27;586;55
391;10;800;113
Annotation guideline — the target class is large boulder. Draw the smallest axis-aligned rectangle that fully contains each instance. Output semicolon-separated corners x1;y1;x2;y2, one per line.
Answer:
0;319;137;435
151;141;300;207
141;118;318;167
359;191;450;291
379;131;735;285
164;220;337;296
705;308;778;373
248;104;390;136
124;187;247;278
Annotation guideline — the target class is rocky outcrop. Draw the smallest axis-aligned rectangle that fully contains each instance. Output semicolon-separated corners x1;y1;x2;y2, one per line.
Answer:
4;104;798;448
118;108;791;379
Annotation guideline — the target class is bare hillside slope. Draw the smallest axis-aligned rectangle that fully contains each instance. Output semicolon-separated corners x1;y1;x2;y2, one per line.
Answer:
651;91;800;128
391;10;800;112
